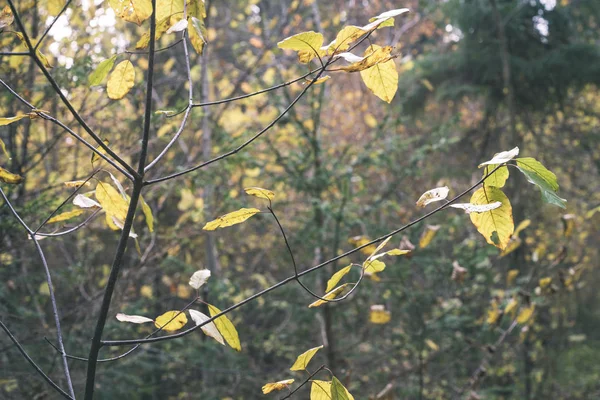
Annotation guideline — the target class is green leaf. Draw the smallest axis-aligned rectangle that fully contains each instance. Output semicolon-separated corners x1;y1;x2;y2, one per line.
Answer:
88;55;117;86
516;157;566;208
331;376;353;400
290;345;323;371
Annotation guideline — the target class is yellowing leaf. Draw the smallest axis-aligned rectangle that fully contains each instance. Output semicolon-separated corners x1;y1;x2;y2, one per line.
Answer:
203;207;260;230
331;376;352;400
469;187;514;250
95;182;129;230
262;379;294;394
339;45;394;72
326;265;352;293
479;147;519;167
0;5;14;29
290;345;323;371
308;284;349;308
363;259;386;274
425;339;439;351
311;380;332;400
189;269;211;289
116;313;153;324
278;31;325;62
244;187;274;201
507;269;519;285
188;16;207;55
416;186;450;207
369;305;391;324
517;305;535;324
188;309;225;345
0;167;23;184
359;44;398;103
419;224;440;248
107;60;135;100
207;304;241;351
88;55;117;86
0;115;30;126
47;209;85;224
483;164;509;188
140;195;154;232
154;310;188;332
109;0;153;25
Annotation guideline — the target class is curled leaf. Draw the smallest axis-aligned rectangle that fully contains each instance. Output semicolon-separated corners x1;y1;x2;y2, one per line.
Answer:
416;186;449;207
0;167;23;184
188;309;225;345
449;202;502;214
73;194;101;208
244;187;274;201
478;147;519;167
308;284;349;308
116;313;153;324
262;379;295;394
189;269;211;289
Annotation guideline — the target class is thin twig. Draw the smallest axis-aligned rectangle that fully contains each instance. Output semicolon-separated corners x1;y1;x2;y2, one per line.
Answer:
35;0;73;50
279;365;326;400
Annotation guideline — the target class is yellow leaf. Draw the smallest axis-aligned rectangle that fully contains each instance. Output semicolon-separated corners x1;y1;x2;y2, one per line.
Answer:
363;259;385;274
311;75;331;85
0;115;29;126
187;0;206;19
63;180;91;188
469;187;514;250
348;235;377;256
277;31;325;62
486;302;501;325
330;25;365;52
47;0;66;15
326;265;352;293
88;55;117;86
155;0;183;22
507;269;519;285
203;207;260;230
0;167;23;184
140;195;154;232
517;305;535;324
107;60;135;100
244;187;275;201
188;16;207;55
505;298;518;315
140;285;153;298
419;224;440;248
359;44;398;103
425;339;439;351
207;304;242;351
0;137;9;159
109;0;153;25
0;5;14;29
95;182;129;230
367;236;391;260
47;209;85;224
308;284;349;308
369;305;391;324
13;33;52;68
539;277;552;289
340;45;394;72
262;379;294;394
483;164;509;188
311;380;332;400
154;310;188;331
290;345;323;371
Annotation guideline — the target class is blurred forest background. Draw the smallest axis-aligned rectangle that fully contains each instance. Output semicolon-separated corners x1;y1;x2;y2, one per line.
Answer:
1;0;600;399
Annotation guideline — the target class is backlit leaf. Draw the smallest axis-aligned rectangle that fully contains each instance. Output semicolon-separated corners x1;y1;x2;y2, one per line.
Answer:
367;236;391;260
363;259;386;274
339;45;394;73
95;182;129;230
483;164;509;188
262;379;294;394
109;0;153;25
516;158;566;208
478;147;519;167
88;55;117;86
244;187;275;201
47;209;85;224
309;284;349;308
188;309;225;345
290;345;323;371
0;115;29;126
189;269;211;289
188;16;207;54
107;60;135;100
311;380;332;400
0;167;23;184
331;376;351;400
369;305;391;324
359;45;398;103
156;0;183;22
278;31;325;63
326;265;352;293
154;310;188;331
203;207;260;230
73;194;101;208
116;313;153;324
166;18;187;33
207;304;241;351
469;187;514;250
419;224;440;248
416;186;449;207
